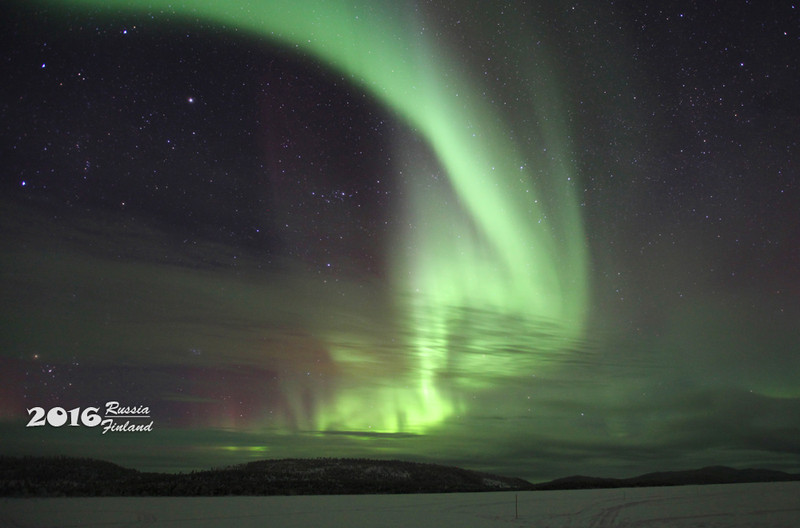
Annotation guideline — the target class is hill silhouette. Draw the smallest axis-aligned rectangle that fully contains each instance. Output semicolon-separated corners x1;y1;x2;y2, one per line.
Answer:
532;465;800;490
1;456;797;497
0;456;531;496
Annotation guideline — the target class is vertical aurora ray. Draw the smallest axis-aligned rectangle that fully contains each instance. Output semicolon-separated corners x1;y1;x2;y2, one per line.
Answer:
39;0;589;433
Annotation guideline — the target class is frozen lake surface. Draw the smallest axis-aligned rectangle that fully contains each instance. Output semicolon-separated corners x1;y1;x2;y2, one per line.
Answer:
2;481;798;527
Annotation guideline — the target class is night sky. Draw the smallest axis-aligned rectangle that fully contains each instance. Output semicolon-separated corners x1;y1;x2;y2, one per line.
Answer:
1;0;798;483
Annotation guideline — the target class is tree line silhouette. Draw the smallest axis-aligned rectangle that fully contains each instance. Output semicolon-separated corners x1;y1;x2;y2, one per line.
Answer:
0;456;533;497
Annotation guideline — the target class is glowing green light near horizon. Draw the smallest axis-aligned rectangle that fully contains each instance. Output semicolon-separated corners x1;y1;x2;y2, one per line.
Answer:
42;0;590;433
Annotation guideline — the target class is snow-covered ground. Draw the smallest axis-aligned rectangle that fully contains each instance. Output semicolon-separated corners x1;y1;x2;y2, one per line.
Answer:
2;481;798;527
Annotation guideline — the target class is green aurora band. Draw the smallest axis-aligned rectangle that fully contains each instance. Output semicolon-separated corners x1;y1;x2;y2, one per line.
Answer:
38;0;590;434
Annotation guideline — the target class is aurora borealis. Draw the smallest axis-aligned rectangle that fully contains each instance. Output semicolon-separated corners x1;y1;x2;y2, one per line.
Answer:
1;1;799;483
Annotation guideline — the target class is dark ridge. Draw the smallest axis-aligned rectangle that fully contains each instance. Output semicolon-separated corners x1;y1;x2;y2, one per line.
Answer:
3;456;798;496
0;456;532;497
532;465;800;490
534;475;620;490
